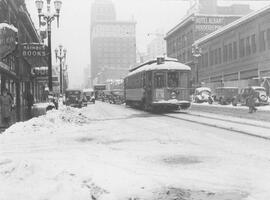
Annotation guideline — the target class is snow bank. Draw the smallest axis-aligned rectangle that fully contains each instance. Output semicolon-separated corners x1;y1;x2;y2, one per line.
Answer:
4;107;92;135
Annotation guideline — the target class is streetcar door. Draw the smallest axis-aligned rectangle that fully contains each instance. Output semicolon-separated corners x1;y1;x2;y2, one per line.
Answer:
154;72;166;101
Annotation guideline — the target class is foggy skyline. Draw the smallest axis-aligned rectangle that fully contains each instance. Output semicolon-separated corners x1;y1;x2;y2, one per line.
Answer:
25;0;269;88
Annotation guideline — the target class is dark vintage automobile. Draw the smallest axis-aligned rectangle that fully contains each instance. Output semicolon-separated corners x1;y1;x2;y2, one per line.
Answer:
214;87;239;105
238;86;269;106
64;89;87;108
194;87;213;104
83;89;95;104
110;89;125;104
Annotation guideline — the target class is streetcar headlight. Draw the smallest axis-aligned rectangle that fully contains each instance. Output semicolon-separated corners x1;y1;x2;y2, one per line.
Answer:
171;92;177;99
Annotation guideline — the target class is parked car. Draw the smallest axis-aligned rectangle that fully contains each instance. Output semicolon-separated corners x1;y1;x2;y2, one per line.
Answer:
239;86;269;106
83;89;95;104
194;87;213;104
64;89;87;108
214;87;238;105
110;89;125;104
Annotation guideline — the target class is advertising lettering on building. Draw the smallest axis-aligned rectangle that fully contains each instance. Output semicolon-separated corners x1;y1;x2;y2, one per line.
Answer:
21;43;47;68
195;15;240;38
0;23;18;60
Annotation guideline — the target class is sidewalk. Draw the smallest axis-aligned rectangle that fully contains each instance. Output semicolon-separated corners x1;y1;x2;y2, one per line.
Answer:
190;103;270;123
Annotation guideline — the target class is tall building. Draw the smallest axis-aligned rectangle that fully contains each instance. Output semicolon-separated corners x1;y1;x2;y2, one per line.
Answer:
147;36;166;60
82;65;91;88
90;0;116;24
90;0;136;85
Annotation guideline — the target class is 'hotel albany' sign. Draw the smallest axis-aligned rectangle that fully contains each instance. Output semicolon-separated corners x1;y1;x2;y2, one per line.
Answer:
0;23;18;59
21;43;47;67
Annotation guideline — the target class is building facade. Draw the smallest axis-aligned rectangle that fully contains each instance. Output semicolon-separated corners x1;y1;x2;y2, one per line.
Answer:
165;0;251;86
194;6;270;94
90;0;136;85
0;0;42;123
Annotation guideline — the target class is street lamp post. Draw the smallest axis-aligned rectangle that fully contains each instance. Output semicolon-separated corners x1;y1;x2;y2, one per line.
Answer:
35;0;62;92
192;45;202;86
55;45;67;94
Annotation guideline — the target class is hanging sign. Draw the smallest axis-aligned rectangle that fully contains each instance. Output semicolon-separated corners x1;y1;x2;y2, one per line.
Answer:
0;23;18;59
21;43;48;67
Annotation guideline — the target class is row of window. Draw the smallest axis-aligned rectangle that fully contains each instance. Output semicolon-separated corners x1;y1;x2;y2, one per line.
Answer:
126;71;190;89
167;30;194;55
200;28;270;68
176;49;192;63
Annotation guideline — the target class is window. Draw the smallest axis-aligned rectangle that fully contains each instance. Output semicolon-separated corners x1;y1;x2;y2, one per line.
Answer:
233;41;237;59
154;72;165;88
205;52;209;67
246;36;251;56
228;43;233;61
239;38;245;57
251;34;256;54
223;45;228;62
218;48;222;64
179;72;188;88
210;50;214;66
267;29;270;49
168;72;179;87
214;49;218;65
259;30;266;52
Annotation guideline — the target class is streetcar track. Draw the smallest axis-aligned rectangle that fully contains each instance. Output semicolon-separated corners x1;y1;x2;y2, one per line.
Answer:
162;113;270;140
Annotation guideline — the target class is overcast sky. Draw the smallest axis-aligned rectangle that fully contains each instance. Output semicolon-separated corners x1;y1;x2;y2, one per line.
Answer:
25;0;269;88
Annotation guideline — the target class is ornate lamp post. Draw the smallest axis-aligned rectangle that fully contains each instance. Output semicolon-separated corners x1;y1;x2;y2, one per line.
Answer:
35;0;62;92
192;45;202;85
55;45;66;94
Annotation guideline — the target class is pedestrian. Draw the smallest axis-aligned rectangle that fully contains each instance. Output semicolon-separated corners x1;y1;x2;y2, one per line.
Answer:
26;91;34;119
0;88;14;128
247;85;257;113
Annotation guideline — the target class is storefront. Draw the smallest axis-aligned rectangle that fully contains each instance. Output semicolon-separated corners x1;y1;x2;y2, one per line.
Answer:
0;22;18;127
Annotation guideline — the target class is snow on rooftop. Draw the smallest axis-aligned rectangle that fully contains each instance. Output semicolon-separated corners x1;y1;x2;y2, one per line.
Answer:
127;60;191;76
194;5;270;45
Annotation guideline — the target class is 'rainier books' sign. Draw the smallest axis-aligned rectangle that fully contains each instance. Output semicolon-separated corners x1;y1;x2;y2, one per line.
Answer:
21;43;48;67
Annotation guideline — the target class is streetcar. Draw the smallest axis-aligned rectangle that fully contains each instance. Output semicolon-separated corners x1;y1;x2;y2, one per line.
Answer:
124;57;191;111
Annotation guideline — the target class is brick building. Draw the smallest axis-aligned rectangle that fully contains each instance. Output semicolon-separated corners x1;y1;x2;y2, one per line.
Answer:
194;5;270;94
165;0;251;86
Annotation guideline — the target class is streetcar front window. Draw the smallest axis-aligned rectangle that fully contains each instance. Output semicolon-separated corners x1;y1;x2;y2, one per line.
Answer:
168;71;179;88
179;71;189;88
154;72;165;88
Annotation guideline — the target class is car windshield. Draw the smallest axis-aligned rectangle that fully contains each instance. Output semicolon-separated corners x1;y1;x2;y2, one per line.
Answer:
255;88;265;92
66;91;80;96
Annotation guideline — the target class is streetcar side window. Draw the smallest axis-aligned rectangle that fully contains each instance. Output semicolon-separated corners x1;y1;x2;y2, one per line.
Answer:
179;71;188;88
168;71;179;88
154;72;165;88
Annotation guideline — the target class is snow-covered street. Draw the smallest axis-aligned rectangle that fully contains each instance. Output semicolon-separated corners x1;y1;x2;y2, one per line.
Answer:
1;102;270;200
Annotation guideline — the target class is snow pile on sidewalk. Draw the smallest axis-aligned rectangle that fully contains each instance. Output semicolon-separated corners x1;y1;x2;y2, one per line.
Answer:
4;107;92;135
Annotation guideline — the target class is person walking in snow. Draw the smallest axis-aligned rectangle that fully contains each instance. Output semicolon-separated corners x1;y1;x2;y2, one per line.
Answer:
25;91;34;119
246;85;257;113
0;88;14;128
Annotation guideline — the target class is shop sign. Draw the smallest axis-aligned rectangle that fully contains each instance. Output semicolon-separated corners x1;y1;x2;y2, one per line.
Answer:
32;66;48;77
94;84;106;91
0;23;17;59
21;43;47;67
